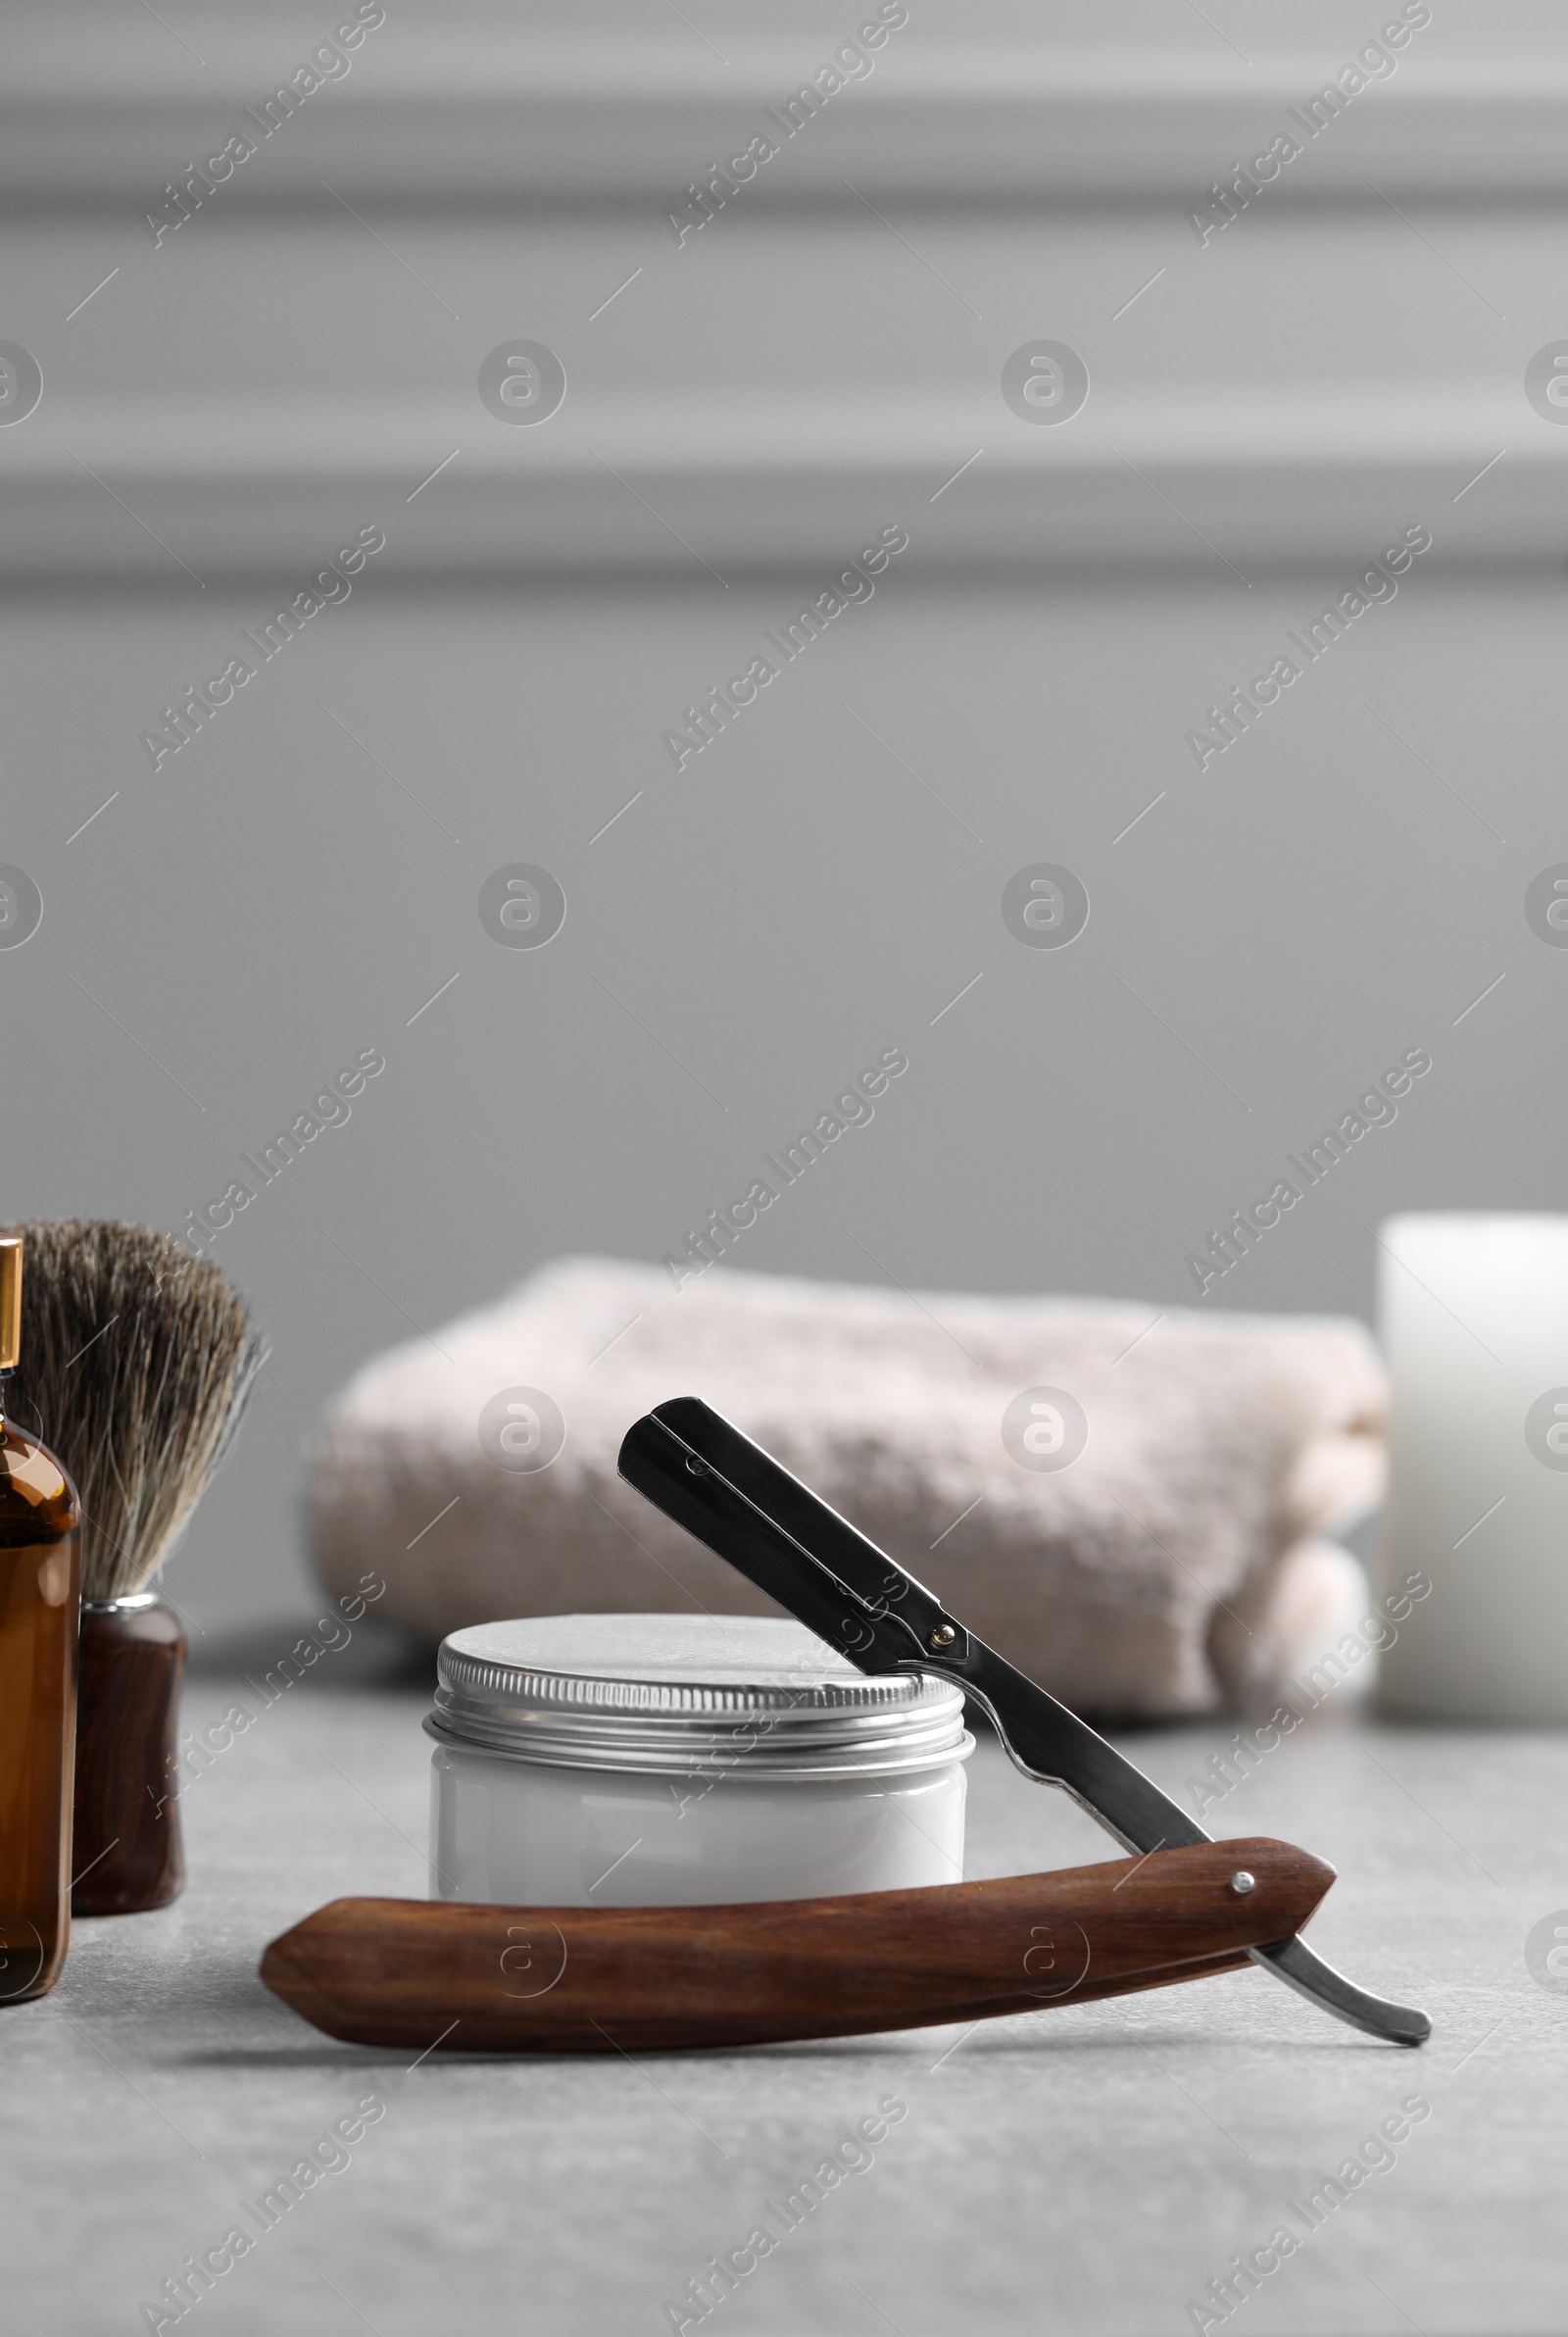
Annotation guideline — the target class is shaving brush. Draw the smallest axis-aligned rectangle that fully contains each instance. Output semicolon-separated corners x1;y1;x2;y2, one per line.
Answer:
1;1221;264;1915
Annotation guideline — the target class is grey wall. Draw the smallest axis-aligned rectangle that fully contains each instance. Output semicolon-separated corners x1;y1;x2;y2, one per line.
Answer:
3;0;1564;1632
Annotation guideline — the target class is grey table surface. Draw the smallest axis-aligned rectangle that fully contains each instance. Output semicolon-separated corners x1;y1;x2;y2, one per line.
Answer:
7;1633;1565;2337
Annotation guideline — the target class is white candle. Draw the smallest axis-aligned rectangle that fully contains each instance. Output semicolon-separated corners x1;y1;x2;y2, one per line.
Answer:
1376;1213;1568;1721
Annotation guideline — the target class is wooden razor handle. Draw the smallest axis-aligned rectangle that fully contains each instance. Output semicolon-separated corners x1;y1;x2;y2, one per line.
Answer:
260;1837;1333;2056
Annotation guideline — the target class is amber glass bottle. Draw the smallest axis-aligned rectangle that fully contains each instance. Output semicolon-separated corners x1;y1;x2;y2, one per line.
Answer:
0;1236;81;2003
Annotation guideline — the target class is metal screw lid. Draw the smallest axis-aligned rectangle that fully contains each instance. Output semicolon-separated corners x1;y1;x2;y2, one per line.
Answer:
0;1238;20;1371
426;1613;973;1779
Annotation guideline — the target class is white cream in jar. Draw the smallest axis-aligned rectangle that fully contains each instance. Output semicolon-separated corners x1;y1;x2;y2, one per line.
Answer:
426;1613;973;1907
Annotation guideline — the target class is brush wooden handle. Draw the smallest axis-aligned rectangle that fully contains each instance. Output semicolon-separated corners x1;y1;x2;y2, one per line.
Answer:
260;1837;1333;2055
73;1601;185;1915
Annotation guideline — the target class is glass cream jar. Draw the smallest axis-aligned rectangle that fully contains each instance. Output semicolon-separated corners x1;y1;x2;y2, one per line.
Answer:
425;1613;973;1908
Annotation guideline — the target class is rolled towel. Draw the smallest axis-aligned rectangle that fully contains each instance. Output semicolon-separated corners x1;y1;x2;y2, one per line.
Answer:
307;1258;1386;1719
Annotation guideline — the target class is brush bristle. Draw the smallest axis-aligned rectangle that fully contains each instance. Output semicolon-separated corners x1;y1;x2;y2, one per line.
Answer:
1;1219;265;1602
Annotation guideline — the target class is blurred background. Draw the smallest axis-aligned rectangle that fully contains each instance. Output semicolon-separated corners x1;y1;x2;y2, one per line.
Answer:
3;0;1563;1639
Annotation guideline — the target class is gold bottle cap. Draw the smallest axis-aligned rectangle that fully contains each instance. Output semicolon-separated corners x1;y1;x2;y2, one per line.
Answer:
0;1236;20;1370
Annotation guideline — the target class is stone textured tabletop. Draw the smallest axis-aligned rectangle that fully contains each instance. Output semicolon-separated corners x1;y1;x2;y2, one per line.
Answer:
8;1631;1564;2337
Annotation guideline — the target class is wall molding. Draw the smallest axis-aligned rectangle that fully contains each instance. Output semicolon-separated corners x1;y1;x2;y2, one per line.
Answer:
6;6;1560;579
5;25;1566;202
3;396;1560;580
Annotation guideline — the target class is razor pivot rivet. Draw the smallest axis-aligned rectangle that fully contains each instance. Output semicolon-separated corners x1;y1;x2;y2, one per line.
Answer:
929;1624;956;1650
1230;1870;1255;1896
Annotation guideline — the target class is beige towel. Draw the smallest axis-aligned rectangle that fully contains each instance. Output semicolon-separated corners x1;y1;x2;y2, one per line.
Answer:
307;1257;1386;1719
